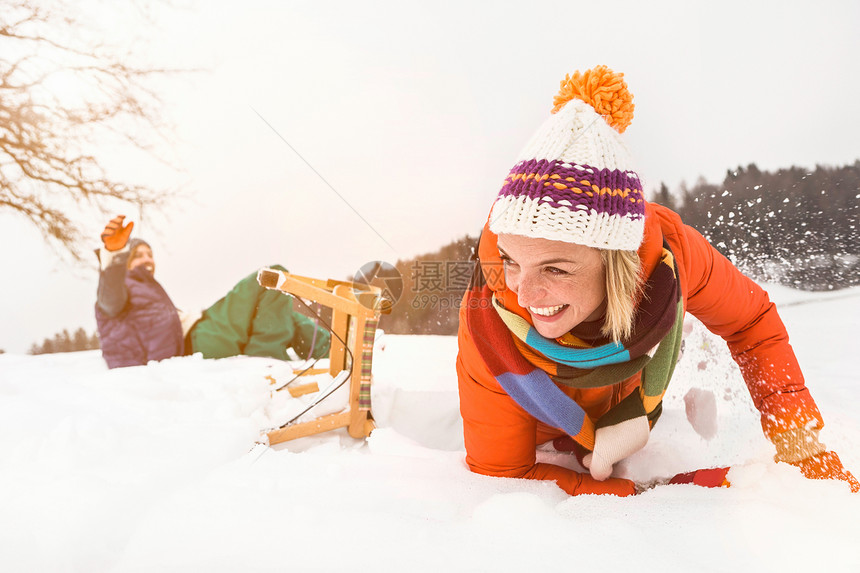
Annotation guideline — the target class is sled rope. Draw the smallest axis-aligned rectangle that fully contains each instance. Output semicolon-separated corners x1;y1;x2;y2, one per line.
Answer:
272;299;325;393
268;295;356;429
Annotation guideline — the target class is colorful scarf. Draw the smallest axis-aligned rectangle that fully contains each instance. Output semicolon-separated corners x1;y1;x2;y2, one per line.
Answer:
465;237;684;451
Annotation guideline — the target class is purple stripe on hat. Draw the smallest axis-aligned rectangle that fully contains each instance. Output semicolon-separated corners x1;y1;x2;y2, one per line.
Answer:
498;159;645;219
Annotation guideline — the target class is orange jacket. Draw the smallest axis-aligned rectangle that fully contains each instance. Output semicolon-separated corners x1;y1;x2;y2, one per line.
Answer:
456;202;823;495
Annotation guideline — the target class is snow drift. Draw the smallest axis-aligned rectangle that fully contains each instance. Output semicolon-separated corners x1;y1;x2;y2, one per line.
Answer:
1;285;859;572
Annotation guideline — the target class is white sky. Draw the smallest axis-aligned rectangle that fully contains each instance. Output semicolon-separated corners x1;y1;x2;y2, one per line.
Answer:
2;0;859;353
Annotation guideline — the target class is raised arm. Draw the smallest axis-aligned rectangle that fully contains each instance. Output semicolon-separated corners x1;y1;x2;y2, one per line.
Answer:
95;215;135;317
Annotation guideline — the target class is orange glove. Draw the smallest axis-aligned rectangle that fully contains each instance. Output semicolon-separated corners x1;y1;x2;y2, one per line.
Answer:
791;451;860;493
553;437;636;496
573;472;637;497
101;215;134;251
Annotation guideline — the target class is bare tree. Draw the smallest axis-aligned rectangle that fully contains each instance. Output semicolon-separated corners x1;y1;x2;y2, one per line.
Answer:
0;0;177;259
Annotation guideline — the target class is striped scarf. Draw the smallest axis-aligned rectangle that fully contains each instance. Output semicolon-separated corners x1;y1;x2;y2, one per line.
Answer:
465;240;684;451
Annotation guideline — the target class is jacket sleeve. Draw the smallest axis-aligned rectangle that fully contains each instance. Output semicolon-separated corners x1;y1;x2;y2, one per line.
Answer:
290;313;331;360
456;317;635;497
667;217;823;439
95;247;130;317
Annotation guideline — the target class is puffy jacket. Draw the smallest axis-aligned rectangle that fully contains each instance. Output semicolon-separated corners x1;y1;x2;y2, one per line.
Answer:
457;202;823;495
190;265;331;361
95;250;184;369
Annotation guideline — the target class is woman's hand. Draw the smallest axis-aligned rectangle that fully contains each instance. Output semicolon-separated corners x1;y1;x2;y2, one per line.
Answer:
573;473;637;496
771;425;859;492
582;415;650;481
582;392;651;481
791;451;859;493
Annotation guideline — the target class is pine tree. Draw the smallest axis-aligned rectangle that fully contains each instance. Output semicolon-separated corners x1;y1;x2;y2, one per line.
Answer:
54;330;72;353
381;234;478;335
653;182;677;211
672;160;859;290
72;328;89;351
28;327;101;354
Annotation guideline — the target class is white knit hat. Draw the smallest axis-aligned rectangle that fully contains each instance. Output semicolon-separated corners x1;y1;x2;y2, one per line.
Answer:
489;66;645;251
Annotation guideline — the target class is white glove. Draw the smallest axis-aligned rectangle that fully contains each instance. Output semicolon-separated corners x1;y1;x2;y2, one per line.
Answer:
582;415;650;481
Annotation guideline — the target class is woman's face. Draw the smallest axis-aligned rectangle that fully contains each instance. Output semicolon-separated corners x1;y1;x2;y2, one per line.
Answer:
497;234;606;339
128;244;155;274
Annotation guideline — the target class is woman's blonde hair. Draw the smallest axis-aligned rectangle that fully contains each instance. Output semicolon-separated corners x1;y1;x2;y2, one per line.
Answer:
599;249;643;343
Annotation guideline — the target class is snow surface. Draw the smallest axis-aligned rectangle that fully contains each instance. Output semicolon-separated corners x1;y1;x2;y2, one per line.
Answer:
1;285;859;572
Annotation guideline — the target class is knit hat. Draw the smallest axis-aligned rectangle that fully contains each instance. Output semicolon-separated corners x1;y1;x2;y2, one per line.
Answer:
489;65;645;251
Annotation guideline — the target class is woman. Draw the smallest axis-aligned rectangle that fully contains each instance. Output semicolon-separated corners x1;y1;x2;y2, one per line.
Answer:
456;66;858;496
95;216;330;369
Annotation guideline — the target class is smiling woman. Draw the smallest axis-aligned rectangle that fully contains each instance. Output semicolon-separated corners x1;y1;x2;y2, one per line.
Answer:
456;65;860;497
496;234;607;341
496;235;642;343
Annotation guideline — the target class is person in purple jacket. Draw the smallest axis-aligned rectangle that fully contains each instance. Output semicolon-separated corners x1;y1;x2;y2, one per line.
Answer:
95;215;330;369
95;233;184;368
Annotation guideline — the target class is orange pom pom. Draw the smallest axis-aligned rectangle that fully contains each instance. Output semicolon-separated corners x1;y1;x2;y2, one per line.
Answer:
551;65;634;133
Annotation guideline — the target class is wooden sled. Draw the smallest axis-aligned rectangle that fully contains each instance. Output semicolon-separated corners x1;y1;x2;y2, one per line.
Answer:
256;268;388;445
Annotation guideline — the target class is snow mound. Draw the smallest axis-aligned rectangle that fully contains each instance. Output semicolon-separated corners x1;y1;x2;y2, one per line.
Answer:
1;294;859;571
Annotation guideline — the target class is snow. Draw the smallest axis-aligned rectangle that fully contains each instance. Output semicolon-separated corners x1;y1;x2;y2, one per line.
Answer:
2;286;860;572
683;387;718;440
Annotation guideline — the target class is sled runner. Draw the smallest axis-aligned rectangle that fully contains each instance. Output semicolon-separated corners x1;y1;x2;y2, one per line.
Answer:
256;268;387;445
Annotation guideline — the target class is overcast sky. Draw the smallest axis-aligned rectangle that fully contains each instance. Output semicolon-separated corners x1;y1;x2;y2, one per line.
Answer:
2;0;859;353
